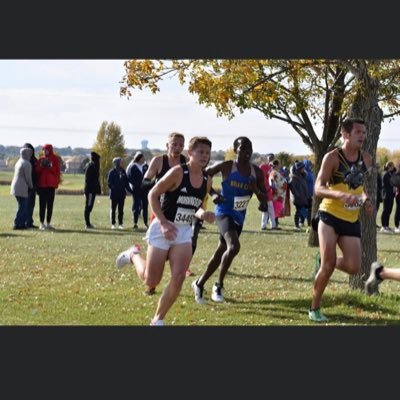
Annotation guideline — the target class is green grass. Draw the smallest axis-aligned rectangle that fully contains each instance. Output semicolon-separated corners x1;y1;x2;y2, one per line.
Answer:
1;172;400;325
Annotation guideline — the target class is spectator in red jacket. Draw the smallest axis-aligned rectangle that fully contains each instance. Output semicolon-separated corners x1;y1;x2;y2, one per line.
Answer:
35;144;61;230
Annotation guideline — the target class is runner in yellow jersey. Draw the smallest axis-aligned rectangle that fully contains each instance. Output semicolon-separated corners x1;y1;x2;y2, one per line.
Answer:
309;118;373;322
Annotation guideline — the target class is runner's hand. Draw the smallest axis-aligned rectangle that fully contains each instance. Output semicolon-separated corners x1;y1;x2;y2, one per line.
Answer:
160;220;178;241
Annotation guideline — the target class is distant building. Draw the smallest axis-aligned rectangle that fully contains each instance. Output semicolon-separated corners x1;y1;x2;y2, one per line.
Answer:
0;159;8;170
141;140;149;150
64;155;87;174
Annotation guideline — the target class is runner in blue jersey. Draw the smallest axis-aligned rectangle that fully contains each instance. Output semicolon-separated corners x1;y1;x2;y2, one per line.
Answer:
191;136;268;304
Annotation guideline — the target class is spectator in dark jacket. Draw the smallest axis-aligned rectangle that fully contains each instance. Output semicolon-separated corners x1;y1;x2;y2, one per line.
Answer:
303;159;314;227
391;162;400;233
289;161;309;230
126;151;149;229
107;157;132;229
22;143;38;228
376;163;383;228
84;151;101;229
35;143;61;230
380;161;395;233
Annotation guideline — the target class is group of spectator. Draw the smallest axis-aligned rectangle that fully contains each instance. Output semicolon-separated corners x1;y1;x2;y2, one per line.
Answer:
10;143;60;230
10;143;151;232
104;152;149;230
258;153;315;231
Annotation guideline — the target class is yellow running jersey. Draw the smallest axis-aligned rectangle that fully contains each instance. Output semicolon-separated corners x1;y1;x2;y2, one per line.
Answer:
319;149;367;223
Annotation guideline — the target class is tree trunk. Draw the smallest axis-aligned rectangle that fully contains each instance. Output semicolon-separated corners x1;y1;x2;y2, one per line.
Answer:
347;61;382;291
308;196;322;247
307;145;328;247
307;69;347;248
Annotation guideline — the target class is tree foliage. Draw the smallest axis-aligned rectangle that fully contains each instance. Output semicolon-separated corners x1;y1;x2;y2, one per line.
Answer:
275;151;295;168
224;147;235;161
92;121;126;194
121;59;400;158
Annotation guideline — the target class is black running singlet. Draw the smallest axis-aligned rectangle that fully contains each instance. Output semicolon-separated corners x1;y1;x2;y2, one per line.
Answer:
161;164;208;225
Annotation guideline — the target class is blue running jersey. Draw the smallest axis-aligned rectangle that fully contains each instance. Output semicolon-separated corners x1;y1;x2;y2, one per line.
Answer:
215;162;256;226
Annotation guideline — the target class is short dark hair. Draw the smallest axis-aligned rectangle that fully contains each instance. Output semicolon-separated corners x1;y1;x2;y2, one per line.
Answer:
188;136;212;151
341;117;365;134
167;132;185;142
233;136;252;152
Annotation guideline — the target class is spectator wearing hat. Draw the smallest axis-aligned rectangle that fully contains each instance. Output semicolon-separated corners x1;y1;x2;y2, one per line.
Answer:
107;157;132;229
10;147;33;229
84;151;101;229
289;161;309;230
22;143;38;228
126;151;149;229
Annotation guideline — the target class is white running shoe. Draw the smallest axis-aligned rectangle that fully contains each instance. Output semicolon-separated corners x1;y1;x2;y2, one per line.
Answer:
118;224;125;230
46;224;55;230
211;283;224;302
394;227;400;233
150;319;164;326
365;261;384;295
111;225;116;230
191;280;205;304
39;223;46;231
115;244;141;269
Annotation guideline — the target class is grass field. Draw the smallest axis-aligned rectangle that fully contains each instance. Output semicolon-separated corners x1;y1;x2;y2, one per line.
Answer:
1;170;400;325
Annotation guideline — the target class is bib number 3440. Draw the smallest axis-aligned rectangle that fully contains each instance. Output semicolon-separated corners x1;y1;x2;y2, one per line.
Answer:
174;208;195;225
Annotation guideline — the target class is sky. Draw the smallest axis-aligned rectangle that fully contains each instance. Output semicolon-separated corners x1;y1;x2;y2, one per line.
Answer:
0;60;399;155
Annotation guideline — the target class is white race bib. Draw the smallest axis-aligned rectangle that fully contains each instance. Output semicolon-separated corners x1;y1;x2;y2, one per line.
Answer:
174;207;195;225
344;195;363;210
234;195;251;211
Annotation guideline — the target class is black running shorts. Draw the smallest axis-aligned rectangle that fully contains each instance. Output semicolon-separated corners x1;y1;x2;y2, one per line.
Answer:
216;215;243;241
319;211;361;238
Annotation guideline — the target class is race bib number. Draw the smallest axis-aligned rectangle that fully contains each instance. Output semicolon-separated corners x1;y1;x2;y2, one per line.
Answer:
234;195;251;211
344;195;363;210
174;207;195;225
